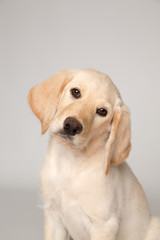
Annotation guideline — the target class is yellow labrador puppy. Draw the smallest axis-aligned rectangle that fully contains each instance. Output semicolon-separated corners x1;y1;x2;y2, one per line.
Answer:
28;69;160;240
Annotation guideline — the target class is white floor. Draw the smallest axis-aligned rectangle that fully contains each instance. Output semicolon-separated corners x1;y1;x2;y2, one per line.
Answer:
0;187;160;240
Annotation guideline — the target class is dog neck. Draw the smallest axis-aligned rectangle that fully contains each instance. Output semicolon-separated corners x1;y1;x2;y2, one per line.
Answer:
46;134;106;169
50;133;106;157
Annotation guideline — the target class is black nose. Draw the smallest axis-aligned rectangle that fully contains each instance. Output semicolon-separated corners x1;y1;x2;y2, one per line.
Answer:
63;117;83;136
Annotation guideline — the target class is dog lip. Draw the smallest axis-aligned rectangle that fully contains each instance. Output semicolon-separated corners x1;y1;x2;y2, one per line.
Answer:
57;130;73;141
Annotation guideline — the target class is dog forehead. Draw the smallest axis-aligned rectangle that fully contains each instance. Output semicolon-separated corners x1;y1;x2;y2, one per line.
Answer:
67;70;119;103
71;70;109;86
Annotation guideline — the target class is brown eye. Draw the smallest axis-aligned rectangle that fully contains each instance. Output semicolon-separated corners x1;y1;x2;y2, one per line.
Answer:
70;88;81;98
96;108;107;117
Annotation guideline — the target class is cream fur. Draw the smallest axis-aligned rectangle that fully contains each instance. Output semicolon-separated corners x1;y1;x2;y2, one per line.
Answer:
28;69;160;240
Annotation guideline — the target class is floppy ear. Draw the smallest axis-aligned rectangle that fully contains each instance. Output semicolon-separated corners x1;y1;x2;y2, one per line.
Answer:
28;70;73;134
105;104;131;174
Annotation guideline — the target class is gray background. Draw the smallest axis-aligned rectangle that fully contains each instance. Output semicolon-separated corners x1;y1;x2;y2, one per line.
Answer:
0;0;160;239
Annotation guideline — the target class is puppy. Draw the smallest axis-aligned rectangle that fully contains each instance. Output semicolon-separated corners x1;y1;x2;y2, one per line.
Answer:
28;69;160;240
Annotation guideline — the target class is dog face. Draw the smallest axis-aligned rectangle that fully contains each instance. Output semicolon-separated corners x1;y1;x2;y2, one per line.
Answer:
28;69;131;173
50;70;118;149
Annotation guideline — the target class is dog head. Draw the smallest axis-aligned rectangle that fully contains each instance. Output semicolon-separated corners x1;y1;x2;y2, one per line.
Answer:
28;69;131;173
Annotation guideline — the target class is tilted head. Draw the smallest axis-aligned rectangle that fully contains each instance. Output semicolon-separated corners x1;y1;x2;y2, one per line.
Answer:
28;69;131;173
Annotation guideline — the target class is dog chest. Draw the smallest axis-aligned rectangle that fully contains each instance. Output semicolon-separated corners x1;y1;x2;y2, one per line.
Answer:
40;137;128;239
41;159;95;240
41;149;112;238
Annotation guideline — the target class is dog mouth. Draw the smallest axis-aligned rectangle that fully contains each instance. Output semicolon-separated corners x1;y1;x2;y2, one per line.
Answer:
55;129;88;150
57;130;74;143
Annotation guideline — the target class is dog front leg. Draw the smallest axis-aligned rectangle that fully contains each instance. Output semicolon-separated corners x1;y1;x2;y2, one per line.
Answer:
91;217;119;240
44;209;68;240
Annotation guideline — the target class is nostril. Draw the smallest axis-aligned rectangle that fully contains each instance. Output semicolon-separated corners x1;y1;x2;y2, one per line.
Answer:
64;122;71;135
64;123;70;130
73;129;77;135
75;123;83;134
